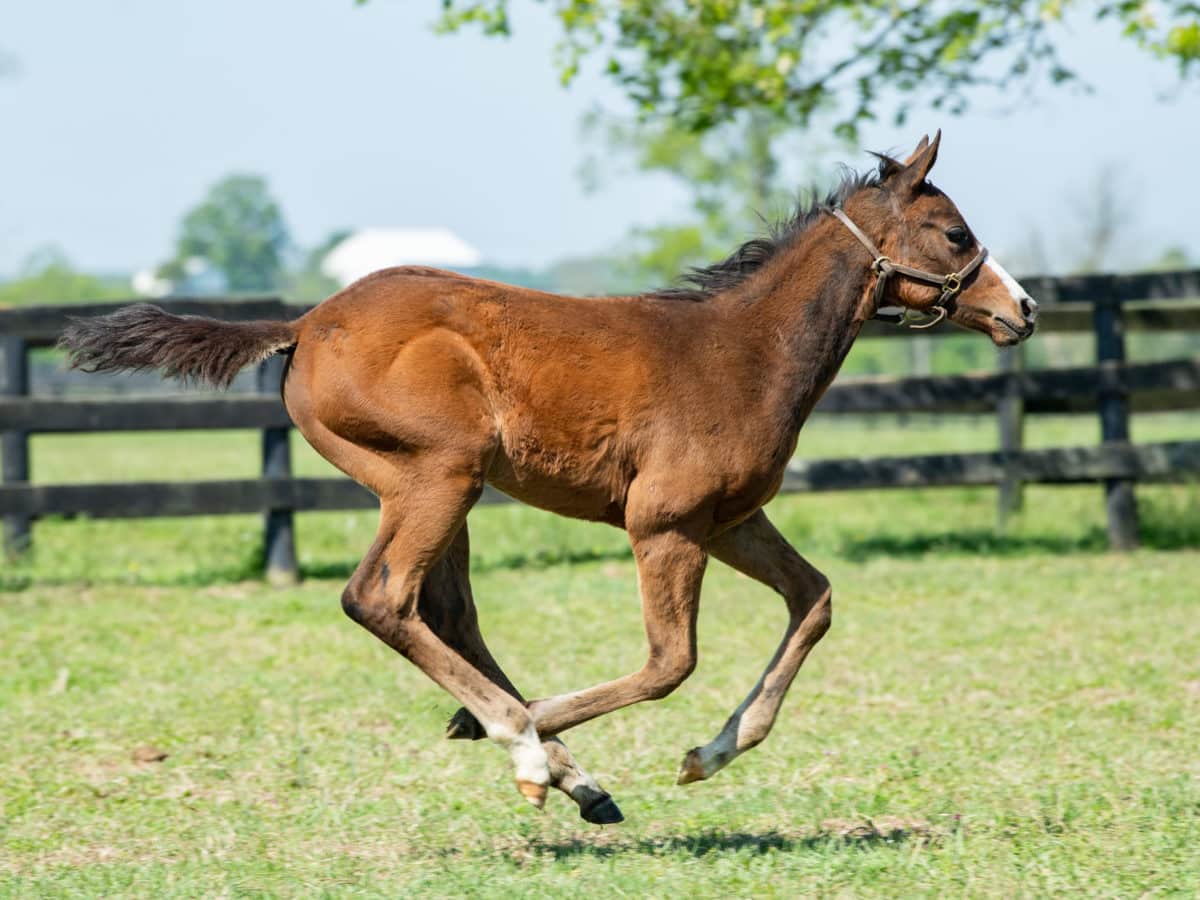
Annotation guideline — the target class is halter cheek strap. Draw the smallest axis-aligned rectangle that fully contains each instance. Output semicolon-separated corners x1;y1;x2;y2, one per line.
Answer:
822;206;988;329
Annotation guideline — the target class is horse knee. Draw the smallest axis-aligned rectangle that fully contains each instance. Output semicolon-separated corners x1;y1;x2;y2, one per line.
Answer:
805;584;833;640
786;568;832;633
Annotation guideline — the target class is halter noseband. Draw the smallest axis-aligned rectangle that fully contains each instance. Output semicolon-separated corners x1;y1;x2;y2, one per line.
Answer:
822;206;988;329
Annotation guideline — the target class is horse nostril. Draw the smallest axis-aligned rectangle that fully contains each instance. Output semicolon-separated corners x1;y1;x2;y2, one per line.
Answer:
1021;297;1038;320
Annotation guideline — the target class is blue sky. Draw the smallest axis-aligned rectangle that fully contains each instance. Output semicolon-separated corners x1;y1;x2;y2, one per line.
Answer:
1;1;1197;277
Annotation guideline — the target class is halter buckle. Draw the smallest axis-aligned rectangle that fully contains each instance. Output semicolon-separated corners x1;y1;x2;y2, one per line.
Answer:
942;272;962;294
871;256;891;275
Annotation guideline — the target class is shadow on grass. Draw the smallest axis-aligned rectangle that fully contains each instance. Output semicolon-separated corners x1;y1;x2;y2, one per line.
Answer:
522;821;935;861
0;559;266;593
838;528;1108;562
839;496;1200;562
5;487;1194;592
300;544;634;582
0;544;634;592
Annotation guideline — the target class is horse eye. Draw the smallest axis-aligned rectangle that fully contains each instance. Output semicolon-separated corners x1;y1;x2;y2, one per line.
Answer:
946;226;969;247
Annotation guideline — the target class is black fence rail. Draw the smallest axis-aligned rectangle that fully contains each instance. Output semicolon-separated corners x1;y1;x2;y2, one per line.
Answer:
2;271;1199;579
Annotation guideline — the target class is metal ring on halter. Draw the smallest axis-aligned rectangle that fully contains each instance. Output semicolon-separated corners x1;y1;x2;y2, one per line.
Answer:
821;205;988;330
905;305;947;329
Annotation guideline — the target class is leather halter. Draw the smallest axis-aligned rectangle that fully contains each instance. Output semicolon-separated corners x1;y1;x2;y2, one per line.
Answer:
822;206;989;329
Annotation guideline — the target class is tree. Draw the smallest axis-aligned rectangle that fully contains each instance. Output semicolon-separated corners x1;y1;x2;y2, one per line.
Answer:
284;229;352;302
360;2;1198;291
161;174;290;292
583;110;835;284
0;249;129;308
1009;164;1140;277
1067;164;1137;275
1149;245;1193;271
407;1;1200;139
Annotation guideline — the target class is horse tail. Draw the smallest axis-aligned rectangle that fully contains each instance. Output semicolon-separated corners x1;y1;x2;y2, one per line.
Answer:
59;303;298;389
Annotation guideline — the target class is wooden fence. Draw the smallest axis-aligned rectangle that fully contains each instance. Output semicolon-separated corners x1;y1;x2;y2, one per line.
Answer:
2;271;1200;580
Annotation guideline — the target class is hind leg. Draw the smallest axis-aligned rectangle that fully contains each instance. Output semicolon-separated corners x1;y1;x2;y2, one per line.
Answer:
425;525;623;824
342;476;554;807
287;330;555;807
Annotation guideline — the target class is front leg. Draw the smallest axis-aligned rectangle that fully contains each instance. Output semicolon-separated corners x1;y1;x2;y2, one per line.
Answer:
525;528;708;737
678;510;831;784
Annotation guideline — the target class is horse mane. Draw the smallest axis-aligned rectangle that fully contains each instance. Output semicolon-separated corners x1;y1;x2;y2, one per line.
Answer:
649;155;898;302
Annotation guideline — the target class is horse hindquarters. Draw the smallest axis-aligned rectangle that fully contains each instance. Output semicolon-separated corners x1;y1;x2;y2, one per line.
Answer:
283;321;620;817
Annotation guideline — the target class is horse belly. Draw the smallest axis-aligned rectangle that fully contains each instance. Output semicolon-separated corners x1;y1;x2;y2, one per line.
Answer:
486;440;629;527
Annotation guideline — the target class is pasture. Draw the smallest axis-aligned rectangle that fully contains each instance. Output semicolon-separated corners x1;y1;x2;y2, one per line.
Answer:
3;416;1199;896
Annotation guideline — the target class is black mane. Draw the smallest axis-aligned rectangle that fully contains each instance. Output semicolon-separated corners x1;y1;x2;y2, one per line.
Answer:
650;157;897;302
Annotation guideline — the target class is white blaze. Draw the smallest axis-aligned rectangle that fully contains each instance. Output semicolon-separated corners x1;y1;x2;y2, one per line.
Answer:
985;256;1030;304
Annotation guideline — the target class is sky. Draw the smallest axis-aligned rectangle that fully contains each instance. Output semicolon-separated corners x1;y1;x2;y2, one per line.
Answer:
1;1;1198;278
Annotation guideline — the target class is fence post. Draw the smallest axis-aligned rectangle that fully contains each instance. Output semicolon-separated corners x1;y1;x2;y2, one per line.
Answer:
1;335;31;558
257;355;298;585
1093;296;1139;550
996;344;1025;528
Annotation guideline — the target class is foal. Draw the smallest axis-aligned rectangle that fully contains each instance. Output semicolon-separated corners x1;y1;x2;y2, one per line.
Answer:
62;132;1037;823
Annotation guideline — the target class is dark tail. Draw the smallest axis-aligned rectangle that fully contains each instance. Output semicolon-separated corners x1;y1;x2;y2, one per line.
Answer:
58;303;299;389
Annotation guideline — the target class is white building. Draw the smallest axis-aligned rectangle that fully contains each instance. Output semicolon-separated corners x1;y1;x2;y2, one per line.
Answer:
321;227;481;287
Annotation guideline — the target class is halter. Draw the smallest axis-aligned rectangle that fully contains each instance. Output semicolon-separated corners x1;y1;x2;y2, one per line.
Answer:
822;206;988;329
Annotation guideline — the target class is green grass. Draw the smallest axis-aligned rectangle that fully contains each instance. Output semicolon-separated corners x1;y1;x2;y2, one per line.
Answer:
6;411;1200;589
2;417;1199;895
2;539;1198;896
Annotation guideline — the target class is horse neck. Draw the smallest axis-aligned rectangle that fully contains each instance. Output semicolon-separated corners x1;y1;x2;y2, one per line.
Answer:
722;217;876;428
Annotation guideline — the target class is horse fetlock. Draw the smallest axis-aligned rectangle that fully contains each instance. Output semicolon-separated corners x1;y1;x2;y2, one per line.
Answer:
677;730;741;785
512;741;551;810
676;747;710;785
445;706;486;740
488;720;550;791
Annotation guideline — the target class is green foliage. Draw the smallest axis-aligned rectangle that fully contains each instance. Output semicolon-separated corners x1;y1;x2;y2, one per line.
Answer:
161;174;290;293
282;228;351;303
1149;244;1194;271
585;111;834;285
421;1;1200;138
0;249;130;307
2;504;1198;893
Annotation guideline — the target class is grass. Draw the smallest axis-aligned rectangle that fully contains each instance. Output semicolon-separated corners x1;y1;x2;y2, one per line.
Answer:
2;416;1199;895
3;540;1198;896
5;410;1200;589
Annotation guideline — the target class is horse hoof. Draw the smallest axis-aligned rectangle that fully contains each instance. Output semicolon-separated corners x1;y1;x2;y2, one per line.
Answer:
580;794;624;825
676;747;707;785
445;707;485;741
516;779;548;810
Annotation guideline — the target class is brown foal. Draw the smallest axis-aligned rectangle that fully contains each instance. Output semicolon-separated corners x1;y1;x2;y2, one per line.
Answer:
61;133;1037;824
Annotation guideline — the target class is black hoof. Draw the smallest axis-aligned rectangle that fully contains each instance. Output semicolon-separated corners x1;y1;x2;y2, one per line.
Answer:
580;794;625;825
445;707;486;740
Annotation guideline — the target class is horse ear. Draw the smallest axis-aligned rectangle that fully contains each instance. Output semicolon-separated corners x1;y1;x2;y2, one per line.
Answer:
903;135;930;165
890;129;941;194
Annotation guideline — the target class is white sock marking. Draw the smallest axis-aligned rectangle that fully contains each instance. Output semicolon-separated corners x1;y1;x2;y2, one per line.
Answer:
488;720;549;785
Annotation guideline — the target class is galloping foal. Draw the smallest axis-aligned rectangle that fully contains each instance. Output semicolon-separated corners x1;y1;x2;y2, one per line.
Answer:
62;133;1037;824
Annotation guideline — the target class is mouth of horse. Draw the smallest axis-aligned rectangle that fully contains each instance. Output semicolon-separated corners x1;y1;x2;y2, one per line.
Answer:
993;315;1034;343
